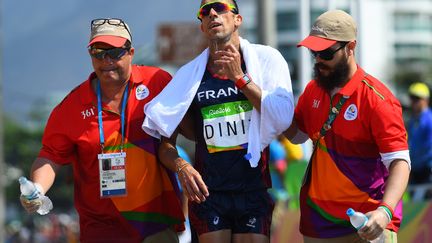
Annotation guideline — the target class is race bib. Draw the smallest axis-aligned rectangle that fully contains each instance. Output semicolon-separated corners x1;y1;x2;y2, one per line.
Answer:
201;100;252;153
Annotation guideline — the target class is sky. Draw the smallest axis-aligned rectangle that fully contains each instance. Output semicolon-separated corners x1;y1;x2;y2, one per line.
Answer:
1;0;203;122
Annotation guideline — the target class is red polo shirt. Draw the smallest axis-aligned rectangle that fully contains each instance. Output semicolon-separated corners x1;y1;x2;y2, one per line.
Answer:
39;65;184;242
295;66;408;238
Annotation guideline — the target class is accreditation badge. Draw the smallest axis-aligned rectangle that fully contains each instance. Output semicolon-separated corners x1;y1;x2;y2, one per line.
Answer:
98;152;127;198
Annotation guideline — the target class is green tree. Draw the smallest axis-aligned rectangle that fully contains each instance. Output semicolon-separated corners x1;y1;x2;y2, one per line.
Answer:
4;115;73;211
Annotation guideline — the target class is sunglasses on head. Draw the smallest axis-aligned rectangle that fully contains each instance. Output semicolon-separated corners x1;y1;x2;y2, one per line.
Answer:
197;1;238;20
311;42;348;61
89;47;130;60
91;18;132;41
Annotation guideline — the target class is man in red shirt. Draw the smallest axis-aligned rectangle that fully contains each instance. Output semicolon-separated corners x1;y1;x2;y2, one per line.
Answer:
284;10;410;243
20;18;184;242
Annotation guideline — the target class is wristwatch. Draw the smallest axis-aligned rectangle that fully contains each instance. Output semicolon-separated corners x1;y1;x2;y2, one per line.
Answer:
235;73;252;89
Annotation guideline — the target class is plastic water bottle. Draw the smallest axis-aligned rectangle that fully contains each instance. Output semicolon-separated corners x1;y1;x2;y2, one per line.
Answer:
19;176;53;215
346;208;385;243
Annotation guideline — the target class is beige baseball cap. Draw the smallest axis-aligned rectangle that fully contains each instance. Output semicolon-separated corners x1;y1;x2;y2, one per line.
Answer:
297;10;357;51
88;18;132;47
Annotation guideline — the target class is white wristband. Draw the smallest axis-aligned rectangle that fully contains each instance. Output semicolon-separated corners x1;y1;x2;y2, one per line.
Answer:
378;206;391;223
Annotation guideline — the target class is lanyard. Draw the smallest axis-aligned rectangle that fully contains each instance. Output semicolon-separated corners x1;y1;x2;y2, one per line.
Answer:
303;95;349;186
97;80;129;153
318;95;349;138
311;94;350;146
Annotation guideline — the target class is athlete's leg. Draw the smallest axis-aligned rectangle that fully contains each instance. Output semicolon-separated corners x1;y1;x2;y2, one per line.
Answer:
199;229;232;243
189;192;233;242
143;227;179;243
231;191;274;243
233;233;269;243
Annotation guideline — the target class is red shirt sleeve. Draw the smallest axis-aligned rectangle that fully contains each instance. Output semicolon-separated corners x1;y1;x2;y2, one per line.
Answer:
370;98;408;153
38;105;76;165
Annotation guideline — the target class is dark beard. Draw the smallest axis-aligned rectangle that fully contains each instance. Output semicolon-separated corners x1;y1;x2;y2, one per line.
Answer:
313;56;350;93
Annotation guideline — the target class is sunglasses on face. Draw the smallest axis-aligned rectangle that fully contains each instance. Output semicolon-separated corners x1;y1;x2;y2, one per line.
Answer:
89;47;129;60
410;95;422;102
197;1;238;20
311;42;348;61
91;18;132;41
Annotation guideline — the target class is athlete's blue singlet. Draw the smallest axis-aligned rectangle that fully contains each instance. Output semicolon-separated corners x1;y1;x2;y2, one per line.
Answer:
191;67;271;192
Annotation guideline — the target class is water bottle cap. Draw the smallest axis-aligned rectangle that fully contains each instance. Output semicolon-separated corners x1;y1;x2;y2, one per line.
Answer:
18;176;28;184
346;208;354;216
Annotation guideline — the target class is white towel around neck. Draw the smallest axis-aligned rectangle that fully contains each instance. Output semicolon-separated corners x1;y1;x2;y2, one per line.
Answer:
143;38;294;167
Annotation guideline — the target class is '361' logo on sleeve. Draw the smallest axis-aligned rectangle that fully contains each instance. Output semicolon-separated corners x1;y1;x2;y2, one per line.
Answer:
81;107;95;119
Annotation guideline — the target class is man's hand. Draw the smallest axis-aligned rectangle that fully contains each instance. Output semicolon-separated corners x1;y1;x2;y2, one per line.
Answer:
178;164;209;203
358;208;390;241
20;196;41;214
214;44;244;82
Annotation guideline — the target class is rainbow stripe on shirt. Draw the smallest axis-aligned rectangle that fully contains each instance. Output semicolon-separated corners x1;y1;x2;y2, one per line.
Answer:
300;137;402;238
104;131;183;238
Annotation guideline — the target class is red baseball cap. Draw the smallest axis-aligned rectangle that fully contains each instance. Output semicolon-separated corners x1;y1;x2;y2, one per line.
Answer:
297;10;357;51
88;19;132;47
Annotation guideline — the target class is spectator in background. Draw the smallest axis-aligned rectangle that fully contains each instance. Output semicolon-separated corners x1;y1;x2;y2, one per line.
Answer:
278;135;307;210
268;135;307;206
407;82;432;184
269;139;288;201
279;135;304;164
